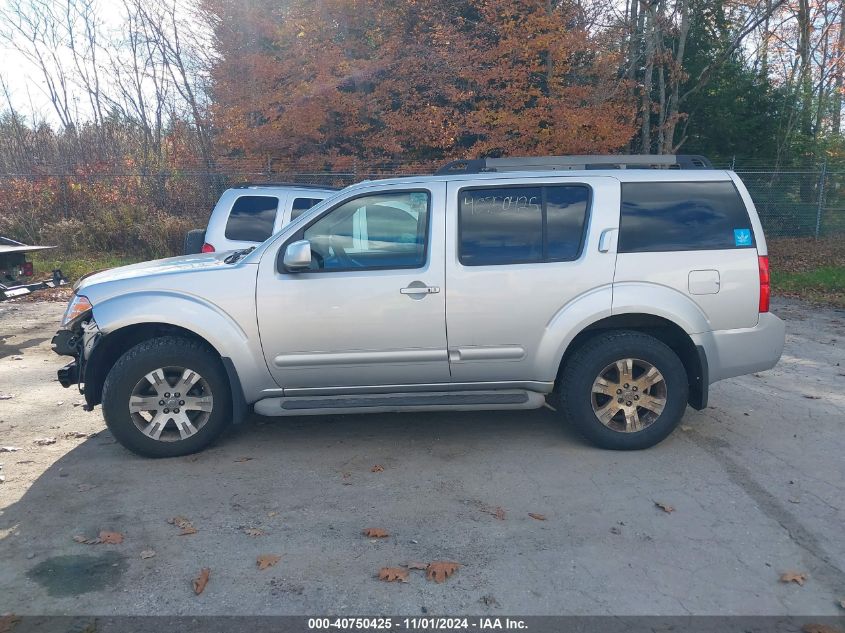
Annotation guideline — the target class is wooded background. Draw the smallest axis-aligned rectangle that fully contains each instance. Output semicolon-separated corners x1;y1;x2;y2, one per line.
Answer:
1;0;844;259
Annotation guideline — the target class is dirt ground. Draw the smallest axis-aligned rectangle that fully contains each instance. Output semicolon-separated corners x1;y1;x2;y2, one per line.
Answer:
0;297;844;616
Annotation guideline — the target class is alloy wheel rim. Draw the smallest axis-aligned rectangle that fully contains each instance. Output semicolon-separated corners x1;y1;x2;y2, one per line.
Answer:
590;358;667;433
129;366;213;442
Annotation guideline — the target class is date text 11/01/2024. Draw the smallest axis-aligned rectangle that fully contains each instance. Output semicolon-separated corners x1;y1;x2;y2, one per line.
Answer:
307;618;528;630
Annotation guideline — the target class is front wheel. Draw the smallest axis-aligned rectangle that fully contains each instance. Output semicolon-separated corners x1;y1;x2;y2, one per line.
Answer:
102;336;232;457
559;331;689;450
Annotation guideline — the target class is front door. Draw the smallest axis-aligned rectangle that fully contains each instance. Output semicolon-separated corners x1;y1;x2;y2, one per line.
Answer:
256;183;450;390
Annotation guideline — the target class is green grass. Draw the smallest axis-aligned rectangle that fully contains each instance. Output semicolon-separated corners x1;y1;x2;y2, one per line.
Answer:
772;266;845;307
30;252;143;284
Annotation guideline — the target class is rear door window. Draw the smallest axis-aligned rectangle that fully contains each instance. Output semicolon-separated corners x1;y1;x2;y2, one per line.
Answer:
290;197;324;221
619;181;755;252
224;195;279;242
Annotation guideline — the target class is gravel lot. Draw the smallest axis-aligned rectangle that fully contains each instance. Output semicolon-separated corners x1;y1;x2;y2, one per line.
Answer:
0;298;843;616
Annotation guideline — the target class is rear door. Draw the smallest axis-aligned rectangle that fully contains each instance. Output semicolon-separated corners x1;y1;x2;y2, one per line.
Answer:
444;176;619;383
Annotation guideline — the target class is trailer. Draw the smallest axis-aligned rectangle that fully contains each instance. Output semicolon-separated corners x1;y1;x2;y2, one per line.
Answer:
0;236;67;301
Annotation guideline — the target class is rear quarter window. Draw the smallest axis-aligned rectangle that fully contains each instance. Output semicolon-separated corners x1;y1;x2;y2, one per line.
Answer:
619;181;755;253
224;195;279;242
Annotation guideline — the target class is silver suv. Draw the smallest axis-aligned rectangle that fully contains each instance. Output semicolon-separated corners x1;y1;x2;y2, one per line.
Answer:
52;155;785;457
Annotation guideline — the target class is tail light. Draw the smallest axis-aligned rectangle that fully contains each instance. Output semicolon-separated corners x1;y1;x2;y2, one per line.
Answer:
22;262;34;277
758;256;770;313
201;243;215;253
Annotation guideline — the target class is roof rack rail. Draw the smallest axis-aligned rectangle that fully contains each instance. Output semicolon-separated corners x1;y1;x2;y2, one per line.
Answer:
230;182;341;190
434;154;713;175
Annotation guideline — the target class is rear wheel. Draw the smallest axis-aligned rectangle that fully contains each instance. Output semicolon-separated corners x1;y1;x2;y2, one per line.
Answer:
559;331;688;450
102;336;231;457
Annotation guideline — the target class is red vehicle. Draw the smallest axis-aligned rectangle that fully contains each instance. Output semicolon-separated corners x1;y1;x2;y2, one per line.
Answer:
0;236;66;301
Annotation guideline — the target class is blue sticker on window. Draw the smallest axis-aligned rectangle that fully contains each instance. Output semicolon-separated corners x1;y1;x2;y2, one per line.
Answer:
733;228;752;246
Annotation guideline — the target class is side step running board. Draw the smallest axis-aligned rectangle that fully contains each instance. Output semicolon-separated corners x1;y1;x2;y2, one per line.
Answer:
253;390;546;417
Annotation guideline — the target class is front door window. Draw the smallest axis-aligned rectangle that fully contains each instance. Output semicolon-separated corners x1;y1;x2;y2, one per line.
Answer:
302;191;430;271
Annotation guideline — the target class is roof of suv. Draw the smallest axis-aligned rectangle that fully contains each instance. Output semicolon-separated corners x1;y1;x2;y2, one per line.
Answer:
228;183;339;192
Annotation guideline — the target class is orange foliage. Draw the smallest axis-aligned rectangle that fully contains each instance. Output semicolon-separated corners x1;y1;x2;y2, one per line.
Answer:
204;0;635;170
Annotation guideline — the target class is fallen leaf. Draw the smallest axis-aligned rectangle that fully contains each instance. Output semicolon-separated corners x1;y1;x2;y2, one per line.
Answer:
426;561;461;583
243;528;265;537
33;438;56;446
193;568;210;595
257;554;281;570
801;624;842;633
234;456;253;463
0;614;20;633
378;567;409;582
492;506;506;520
780;571;808;586
65;432;88;439
654;501;675;513
0;447;20;453
404;561;428;570
98;531;124;544
370;464;384;472
168;516;197;535
363;528;389;538
528;513;546;521
140;549;156;559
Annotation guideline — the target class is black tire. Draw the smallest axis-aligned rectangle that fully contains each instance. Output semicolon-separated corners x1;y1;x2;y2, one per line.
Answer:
101;336;232;458
559;330;688;450
184;229;206;255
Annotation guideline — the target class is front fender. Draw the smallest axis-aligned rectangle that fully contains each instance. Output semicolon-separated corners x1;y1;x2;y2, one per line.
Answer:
90;291;273;402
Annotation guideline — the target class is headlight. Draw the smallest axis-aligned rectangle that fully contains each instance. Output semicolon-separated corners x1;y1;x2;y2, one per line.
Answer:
61;294;93;327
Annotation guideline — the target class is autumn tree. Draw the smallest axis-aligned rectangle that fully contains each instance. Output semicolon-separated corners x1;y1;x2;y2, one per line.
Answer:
202;0;636;170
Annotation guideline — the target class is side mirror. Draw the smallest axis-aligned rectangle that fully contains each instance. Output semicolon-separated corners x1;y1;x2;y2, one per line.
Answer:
283;239;312;271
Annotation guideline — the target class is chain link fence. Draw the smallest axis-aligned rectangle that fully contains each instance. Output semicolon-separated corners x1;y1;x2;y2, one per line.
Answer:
1;164;843;257
729;166;845;238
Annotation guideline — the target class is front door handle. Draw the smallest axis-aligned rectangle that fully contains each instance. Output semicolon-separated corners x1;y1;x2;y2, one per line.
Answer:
400;285;440;295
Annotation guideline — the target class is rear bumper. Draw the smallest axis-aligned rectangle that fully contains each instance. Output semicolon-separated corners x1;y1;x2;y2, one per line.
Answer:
693;312;786;383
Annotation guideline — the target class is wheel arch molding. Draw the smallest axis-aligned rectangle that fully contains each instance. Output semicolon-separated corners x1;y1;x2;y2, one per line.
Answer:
83;293;260;417
554;312;709;411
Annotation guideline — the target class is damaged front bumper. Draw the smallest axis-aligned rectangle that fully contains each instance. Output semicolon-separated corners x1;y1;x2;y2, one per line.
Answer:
52;316;100;397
